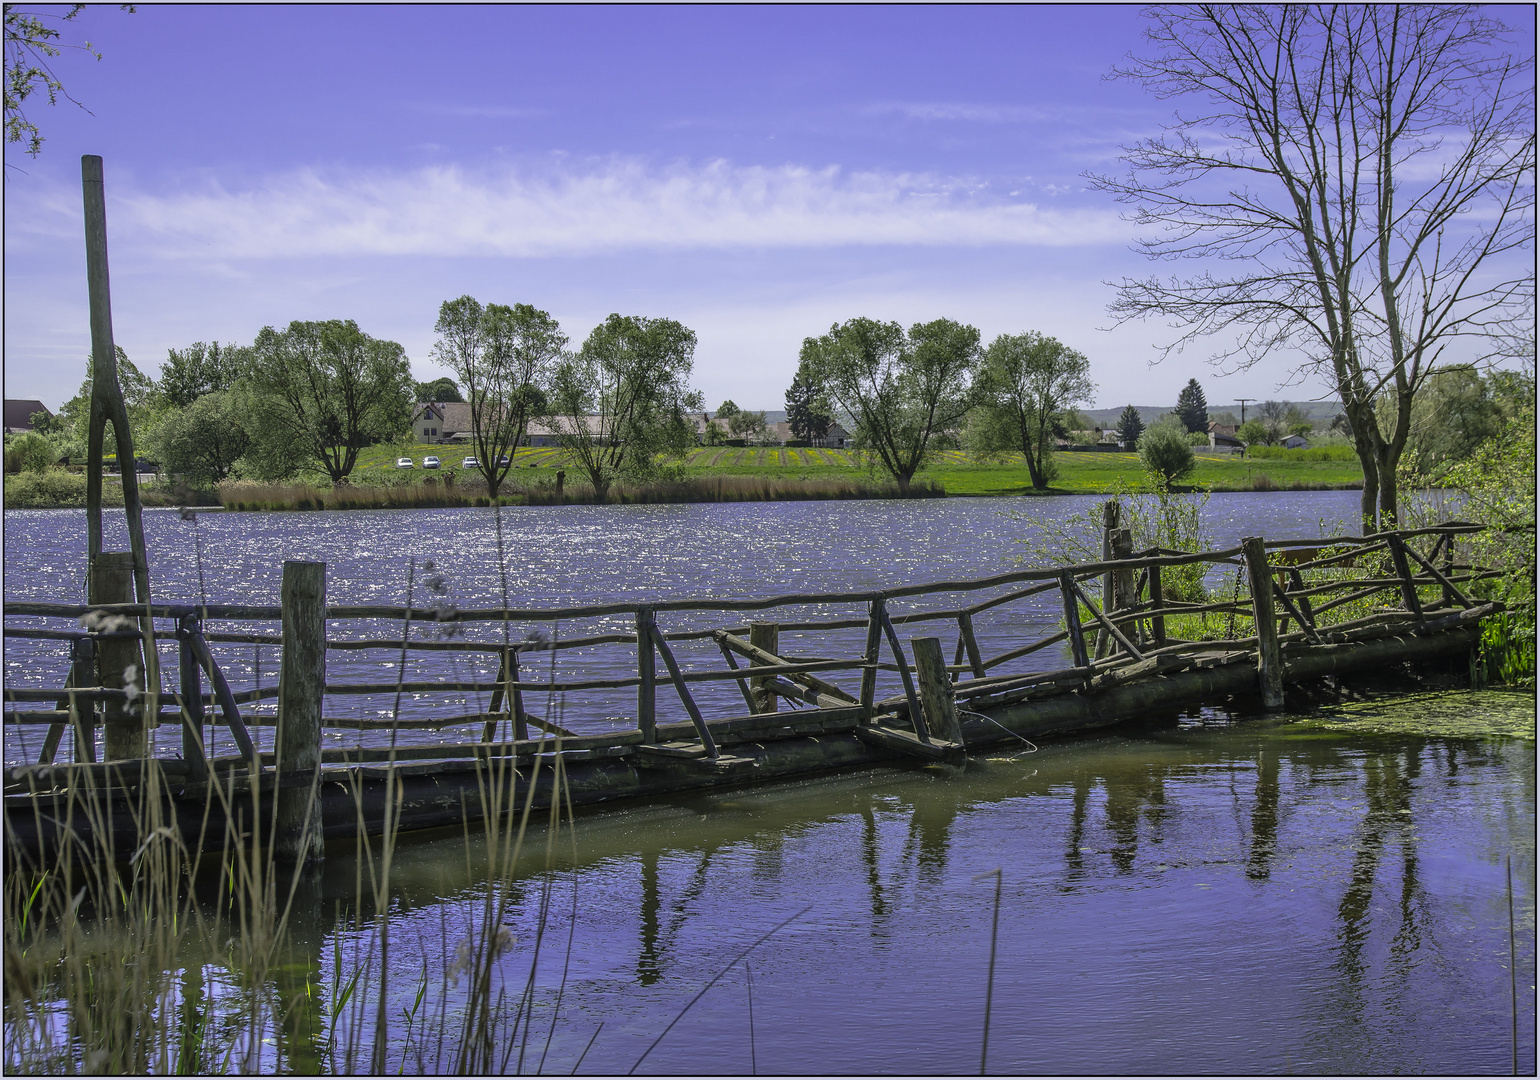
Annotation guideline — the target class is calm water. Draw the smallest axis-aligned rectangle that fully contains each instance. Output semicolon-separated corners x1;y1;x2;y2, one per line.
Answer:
5;493;1534;1074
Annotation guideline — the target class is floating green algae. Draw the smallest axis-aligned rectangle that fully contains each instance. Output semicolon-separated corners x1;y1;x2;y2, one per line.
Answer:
1280;690;1536;741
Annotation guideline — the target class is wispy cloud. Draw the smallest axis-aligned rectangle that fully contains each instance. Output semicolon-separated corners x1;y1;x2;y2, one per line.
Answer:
414;103;549;119
97;158;1127;259
865;102;1054;124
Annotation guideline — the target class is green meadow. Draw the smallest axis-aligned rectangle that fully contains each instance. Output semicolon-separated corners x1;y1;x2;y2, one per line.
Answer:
350;443;1363;496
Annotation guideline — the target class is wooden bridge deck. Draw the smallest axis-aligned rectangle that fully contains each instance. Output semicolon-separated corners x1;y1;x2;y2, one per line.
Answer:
2;521;1500;864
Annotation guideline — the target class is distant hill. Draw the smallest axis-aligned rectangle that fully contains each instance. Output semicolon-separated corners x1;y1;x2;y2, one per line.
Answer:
1083;401;1342;426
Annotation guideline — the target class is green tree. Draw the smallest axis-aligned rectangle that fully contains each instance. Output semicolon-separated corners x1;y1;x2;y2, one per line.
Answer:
727;409;768;440
1096;5;1535;531
414;376;463;403
714;400;740;420
967;331;1093;490
800;316;980;494
1175;378;1208;433
57;345;161;460
547;314;702;502
4;4;134;161
1115;404;1145;449
158;341;245;409
4;431;55;472
1394;367;1508;476
1237;419;1270;446
784;365;833;443
244;320;413;485
150;390;249;485
432;296;565;498
1138;420;1196;488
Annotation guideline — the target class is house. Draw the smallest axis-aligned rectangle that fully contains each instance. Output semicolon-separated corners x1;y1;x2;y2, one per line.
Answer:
1282;434;1310;450
524;416;608;446
1210;431;1243;451
4;399;51;435
1207;420;1238;438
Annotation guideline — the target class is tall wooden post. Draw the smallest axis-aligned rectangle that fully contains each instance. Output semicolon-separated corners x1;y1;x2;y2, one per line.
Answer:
1242;537;1284;709
177;617;208;783
911;637;962;745
82;154;161;721
636;607;656;742
275;561;326;863
748;622;779;713
1148;563;1167;649
92;552;147;760
1111;527;1137;649
1059;573;1091;672
1386;534;1426;627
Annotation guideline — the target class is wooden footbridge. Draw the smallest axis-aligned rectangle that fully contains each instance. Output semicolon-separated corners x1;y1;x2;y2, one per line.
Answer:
2;517;1500;866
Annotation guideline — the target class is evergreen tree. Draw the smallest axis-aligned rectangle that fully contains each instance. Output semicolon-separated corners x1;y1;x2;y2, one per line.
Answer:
1116;404;1145;448
1175;378;1208;432
783;365;832;441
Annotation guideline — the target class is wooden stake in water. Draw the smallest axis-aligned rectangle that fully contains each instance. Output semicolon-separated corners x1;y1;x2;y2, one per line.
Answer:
975;868;1003;1075
1508;855;1518;1077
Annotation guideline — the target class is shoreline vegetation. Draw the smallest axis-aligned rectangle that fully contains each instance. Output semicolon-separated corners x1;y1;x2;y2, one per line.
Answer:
6;445;1363;511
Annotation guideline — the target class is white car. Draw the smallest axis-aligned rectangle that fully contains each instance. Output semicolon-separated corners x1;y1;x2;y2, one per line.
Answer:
461;456;480;469
395;457;413;469
421;456;440;469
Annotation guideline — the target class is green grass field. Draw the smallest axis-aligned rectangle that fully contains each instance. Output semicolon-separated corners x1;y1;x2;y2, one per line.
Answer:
350;443;1363;496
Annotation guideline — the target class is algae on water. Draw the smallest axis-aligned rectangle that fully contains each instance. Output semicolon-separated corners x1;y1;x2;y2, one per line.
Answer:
1284;690;1536;741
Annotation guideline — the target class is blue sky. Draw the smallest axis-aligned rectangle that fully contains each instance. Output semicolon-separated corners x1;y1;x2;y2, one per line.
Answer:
4;4;1531;413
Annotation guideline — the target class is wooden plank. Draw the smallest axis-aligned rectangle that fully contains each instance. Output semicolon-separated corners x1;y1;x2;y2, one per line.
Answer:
1059;573;1091;678
879;608;927;742
854;724;963;761
716;637;761;713
715;631;860;704
957;611;987;678
648;622;718;759
1385;534;1426;627
1068;577;1145;661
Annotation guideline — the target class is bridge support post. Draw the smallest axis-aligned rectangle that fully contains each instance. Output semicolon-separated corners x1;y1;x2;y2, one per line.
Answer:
91;551;146;760
276;560;326;864
1242;537;1285;709
749;621;778;713
912;637;962;745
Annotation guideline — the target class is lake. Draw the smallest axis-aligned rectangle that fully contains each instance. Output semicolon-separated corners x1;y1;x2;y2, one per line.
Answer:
3;491;1533;1074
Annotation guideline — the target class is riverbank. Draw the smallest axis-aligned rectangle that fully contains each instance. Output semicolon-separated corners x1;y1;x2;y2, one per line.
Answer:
3;446;1365;510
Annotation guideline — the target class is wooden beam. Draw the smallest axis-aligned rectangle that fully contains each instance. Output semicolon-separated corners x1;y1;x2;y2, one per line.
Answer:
275;561;325;864
1241;536;1284;709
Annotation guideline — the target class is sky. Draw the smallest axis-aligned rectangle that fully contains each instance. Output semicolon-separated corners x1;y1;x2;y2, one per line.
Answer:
4;4;1533;413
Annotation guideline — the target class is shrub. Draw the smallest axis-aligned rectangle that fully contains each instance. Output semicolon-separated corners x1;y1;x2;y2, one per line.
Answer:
4;433;57;474
1137;422;1196;488
3;468;101;507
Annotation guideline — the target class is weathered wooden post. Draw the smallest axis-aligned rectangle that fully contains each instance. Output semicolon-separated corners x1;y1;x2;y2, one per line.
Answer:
911;637;963;745
956;611;986;679
177;616;208;784
275;561;325;863
1441;533;1457;609
1111;527;1137;648
1059;572;1092;675
1385;534;1426;627
92;552;147;760
1241;536;1284;709
749;621;778;713
860;598;885;719
636;606;656;742
1094;501;1121;658
1148;562;1167;649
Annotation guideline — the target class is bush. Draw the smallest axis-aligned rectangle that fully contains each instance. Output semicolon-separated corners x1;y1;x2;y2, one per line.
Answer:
3;468;102;507
1137;422;1196;488
4;433;57;473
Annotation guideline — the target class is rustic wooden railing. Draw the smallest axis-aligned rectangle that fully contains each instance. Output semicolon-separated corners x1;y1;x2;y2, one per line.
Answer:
2;521;1503;794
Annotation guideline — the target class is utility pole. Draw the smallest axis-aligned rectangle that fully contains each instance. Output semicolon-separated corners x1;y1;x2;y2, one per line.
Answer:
1237;398;1254;424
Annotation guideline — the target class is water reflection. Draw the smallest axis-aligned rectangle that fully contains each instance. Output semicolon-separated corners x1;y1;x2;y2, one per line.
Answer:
209;706;1528;1075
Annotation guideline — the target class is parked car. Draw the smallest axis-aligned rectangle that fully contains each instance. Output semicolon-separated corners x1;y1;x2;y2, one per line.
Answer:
461;456;480;468
395;457;414;469
421;456;440;469
496;454;511;467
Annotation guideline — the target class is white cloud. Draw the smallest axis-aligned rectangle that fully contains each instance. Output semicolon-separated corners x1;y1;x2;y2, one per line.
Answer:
100;158;1129;260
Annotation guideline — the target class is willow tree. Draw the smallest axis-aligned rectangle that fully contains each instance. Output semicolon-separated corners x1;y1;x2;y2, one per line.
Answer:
245;319;413;484
968;331;1093;490
547;314;702;503
432;296;566;498
800;317;980;494
1094;5;1535;530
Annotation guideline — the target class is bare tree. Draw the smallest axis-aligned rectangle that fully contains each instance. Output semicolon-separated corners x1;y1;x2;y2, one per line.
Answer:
1093;5;1535;529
